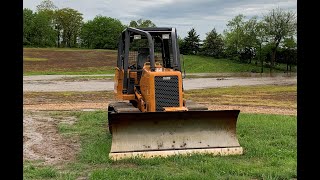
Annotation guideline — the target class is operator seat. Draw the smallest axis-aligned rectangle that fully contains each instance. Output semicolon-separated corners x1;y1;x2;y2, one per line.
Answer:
137;48;150;69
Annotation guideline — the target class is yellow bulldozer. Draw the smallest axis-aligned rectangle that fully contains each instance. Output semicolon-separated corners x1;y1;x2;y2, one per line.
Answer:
108;27;243;160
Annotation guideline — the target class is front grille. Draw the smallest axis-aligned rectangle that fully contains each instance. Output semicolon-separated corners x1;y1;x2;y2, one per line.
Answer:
154;76;180;111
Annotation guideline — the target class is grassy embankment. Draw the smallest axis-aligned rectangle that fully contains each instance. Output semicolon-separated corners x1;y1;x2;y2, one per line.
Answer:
23;48;295;75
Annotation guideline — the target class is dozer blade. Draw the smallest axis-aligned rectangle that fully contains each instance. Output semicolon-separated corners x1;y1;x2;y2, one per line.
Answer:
108;110;243;160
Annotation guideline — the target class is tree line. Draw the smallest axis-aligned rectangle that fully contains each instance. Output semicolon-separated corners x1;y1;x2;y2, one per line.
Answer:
179;11;296;72
24;0;297;72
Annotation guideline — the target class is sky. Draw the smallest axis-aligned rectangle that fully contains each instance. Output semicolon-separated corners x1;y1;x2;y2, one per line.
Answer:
23;0;297;40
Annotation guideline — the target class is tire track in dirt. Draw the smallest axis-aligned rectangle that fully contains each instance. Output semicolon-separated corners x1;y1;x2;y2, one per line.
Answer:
23;111;80;166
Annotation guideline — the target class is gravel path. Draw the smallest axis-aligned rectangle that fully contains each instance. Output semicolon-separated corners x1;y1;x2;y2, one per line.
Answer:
23;74;297;92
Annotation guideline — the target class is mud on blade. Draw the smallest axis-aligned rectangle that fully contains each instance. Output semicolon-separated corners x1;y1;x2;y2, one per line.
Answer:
108;110;242;159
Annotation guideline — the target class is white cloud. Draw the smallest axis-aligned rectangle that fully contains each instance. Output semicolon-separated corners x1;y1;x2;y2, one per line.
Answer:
23;0;297;39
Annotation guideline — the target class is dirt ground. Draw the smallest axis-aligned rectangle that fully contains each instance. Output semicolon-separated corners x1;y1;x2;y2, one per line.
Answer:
23;111;80;166
23;107;296;167
23;48;117;73
23;88;296;165
23;98;295;166
23;48;297;175
24;102;296;115
23;104;296;166
23;74;297;166
207;105;296;116
23;89;296;116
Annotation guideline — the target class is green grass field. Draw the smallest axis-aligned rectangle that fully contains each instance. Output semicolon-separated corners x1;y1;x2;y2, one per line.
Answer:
183;55;292;73
23;111;297;180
